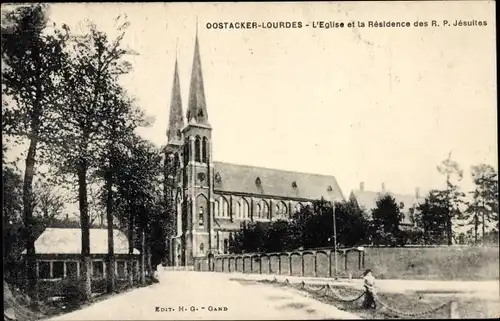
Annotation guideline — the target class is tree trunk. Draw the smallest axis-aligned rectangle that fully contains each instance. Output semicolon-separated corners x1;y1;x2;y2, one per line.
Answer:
474;214;479;245
105;170;115;293
482;198;486;245
128;210;134;287
23;135;38;303
140;229;145;284
77;160;92;300
482;211;486;245
147;245;153;277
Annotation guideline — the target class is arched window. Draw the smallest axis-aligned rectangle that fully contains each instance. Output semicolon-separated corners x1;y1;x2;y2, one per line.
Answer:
223;239;228;254
202;137;208;163
217;196;229;218
214;200;219;217
237;201;243;219
275;201;288;220
199;206;205;227
241;199;249;219
199;243;204;253
261;200;270;220
183;139;190;165
294;203;303;214
256;203;262;218
195;136;201;162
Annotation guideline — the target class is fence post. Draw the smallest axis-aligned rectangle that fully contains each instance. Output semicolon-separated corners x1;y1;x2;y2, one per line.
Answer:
250;257;253;273
278;256;282;275
289;254;292;276
449;301;459;319
301;254;305;277
259;255;262;274
329;251;332;278
242;257;245;273
222;258;225;272
228;257;231;273
314;252;318;277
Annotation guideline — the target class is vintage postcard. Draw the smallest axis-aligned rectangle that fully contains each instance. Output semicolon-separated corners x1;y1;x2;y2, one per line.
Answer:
2;1;498;320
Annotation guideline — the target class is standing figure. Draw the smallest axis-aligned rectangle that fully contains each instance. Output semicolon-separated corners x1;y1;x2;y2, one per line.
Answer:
362;269;377;309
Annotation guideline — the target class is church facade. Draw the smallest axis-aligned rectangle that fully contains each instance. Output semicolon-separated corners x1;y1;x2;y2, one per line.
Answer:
163;34;345;266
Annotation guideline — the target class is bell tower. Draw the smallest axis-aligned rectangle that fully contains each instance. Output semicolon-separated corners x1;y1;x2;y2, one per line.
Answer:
181;30;214;265
164;55;184;266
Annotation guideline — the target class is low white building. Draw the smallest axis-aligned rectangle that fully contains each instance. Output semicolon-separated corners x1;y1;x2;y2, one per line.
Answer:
22;228;140;281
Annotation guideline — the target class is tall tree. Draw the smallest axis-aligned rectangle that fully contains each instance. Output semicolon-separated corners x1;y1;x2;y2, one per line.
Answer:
415;190;449;245
92;83;145;293
371;195;404;246
112;135;164;285
1;3;69;299
464;164;499;245
436;153;465;245
45;18;135;299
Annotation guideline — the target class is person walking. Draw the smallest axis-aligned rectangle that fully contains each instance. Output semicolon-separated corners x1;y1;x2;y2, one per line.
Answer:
362;269;377;309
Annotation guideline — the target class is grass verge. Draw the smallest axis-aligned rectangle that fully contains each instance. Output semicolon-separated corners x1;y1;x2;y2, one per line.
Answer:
251;279;498;319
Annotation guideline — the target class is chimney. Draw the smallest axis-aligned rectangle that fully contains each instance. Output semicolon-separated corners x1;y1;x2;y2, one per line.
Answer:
381;183;386;192
360;182;365;192
415;187;420;199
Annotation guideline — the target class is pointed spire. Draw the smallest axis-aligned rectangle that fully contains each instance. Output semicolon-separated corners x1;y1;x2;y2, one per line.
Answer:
167;57;184;143
186;27;209;126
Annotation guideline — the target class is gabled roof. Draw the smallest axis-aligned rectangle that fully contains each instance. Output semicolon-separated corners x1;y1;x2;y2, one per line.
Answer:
23;228;140;255
350;189;425;225
213;161;345;202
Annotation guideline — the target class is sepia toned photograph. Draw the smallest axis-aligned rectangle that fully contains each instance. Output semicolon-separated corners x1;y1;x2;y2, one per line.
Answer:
2;1;498;320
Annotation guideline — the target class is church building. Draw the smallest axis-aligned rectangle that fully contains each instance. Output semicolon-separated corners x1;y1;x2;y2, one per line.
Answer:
163;32;345;266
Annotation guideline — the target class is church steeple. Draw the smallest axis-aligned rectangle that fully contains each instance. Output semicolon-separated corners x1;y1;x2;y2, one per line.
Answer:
186;30;209;126
167;57;184;144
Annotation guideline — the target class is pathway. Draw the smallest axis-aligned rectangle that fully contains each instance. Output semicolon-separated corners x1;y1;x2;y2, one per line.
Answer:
46;271;360;320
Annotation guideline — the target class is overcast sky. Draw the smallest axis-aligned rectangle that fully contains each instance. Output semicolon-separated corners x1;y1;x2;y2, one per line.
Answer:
3;2;497;207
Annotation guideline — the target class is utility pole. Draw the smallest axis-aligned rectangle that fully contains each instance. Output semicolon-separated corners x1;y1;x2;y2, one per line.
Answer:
332;201;338;280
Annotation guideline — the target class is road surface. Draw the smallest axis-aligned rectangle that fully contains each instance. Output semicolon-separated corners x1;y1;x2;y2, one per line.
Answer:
46;271;360;320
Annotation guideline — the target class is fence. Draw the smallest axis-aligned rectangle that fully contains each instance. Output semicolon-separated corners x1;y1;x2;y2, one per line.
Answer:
194;247;366;278
262;277;459;319
194;245;500;281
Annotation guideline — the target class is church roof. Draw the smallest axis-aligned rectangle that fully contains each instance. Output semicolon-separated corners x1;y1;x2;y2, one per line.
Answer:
22;228;140;255
213;161;345;202
186;33;209;126
167;59;184;143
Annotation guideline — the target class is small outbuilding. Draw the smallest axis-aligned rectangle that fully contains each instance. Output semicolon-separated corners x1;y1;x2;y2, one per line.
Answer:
22;228;140;282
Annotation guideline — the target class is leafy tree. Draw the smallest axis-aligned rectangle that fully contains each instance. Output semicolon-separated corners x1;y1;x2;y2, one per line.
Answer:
334;199;370;247
43;18;136;299
415;190;449;245
228;199;370;253
3;167;68;287
371;195;404;246
111;135;164;285
3;166;25;285
92;83;145;292
436;153;466;245
1;3;69;298
464;164;499;244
